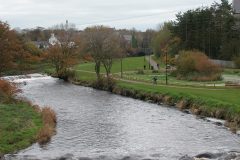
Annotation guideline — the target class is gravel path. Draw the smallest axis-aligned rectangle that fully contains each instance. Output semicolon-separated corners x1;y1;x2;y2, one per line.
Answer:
145;55;159;70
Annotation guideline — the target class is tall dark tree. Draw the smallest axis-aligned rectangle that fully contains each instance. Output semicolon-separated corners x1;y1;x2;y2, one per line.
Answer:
171;0;240;60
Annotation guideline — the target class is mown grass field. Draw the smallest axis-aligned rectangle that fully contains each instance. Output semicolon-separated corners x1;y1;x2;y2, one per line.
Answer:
122;71;224;86
74;56;148;73
117;81;240;110
0;102;43;155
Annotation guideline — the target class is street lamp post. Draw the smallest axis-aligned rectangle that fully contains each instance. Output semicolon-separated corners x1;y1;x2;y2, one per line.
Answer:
149;52;151;70
165;52;168;85
121;57;123;78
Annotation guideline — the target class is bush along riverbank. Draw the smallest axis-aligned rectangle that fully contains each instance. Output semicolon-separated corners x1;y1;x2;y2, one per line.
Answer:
0;80;57;158
71;78;240;134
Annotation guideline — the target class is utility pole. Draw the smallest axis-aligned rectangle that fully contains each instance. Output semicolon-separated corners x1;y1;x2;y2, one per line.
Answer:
185;16;188;42
66;20;69;30
121;57;123;78
149;53;151;70
208;28;211;58
208;17;211;58
165;52;168;85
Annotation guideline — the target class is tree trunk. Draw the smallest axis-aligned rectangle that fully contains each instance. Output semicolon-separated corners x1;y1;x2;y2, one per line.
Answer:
95;61;101;80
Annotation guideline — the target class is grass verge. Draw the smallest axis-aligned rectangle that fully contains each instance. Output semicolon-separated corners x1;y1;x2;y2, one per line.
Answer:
0;78;57;156
0;102;57;156
0;102;42;155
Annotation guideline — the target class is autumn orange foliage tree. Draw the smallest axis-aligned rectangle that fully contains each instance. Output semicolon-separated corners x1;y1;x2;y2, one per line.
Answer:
0;21;41;75
176;50;222;81
0;21;24;75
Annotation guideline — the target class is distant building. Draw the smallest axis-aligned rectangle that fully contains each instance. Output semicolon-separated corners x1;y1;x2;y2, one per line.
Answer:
233;0;240;29
33;41;49;49
123;35;132;45
33;33;60;49
49;33;60;46
233;0;240;16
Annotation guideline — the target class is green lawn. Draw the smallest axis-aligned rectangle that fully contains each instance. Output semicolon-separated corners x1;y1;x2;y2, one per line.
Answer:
118;81;240;109
74;56;225;87
74;56;148;73
74;70;97;82
122;71;224;86
0;102;43;154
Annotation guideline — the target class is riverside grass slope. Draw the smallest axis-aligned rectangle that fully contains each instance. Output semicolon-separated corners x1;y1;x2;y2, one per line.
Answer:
0;79;56;156
0;102;43;155
71;56;240;131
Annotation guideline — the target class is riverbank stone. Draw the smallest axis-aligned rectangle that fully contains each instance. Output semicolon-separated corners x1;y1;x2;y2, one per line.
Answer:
57;154;74;160
183;151;240;160
78;157;92;160
179;155;194;160
195;152;223;159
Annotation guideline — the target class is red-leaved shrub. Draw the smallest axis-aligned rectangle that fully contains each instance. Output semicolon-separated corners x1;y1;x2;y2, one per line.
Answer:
0;80;21;102
176;50;222;81
37;107;57;145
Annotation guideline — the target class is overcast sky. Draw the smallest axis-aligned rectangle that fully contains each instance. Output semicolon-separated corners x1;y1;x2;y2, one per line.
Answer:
0;0;223;31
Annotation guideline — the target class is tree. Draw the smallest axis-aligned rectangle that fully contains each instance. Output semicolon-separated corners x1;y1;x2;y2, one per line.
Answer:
171;0;240;60
0;21;24;76
101;33;121;78
23;41;42;56
152;22;180;58
83;26;122;80
47;23;79;80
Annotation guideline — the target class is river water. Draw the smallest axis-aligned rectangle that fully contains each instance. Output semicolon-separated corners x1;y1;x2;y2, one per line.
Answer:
3;74;240;160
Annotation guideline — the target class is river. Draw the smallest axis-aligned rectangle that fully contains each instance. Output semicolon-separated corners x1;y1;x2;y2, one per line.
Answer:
3;74;240;160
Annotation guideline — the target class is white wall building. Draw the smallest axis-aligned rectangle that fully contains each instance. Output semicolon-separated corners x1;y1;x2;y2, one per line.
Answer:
49;33;60;46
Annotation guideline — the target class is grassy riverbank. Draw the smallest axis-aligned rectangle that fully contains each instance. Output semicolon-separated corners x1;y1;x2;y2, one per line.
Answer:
0;102;57;157
0;79;57;157
0;102;43;155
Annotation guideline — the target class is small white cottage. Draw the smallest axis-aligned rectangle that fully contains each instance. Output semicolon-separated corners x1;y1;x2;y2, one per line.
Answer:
49;33;60;46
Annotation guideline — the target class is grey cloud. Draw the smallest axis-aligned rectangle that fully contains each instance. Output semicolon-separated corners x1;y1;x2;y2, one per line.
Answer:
0;0;222;30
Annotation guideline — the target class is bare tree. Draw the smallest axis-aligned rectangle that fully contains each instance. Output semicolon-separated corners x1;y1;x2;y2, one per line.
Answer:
83;26;121;80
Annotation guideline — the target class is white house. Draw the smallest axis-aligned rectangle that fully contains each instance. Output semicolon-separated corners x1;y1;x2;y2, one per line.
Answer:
49;33;60;46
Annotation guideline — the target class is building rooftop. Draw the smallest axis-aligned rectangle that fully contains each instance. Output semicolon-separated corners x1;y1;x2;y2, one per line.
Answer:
233;0;240;14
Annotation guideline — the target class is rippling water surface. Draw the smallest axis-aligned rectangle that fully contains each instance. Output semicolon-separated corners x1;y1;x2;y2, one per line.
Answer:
4;75;240;160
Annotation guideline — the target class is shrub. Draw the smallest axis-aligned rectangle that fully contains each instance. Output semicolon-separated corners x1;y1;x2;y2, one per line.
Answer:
37;107;57;145
152;70;159;73
92;76;116;91
83;54;93;61
0;80;21;102
57;69;76;81
41;107;57;127
176;50;222;81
